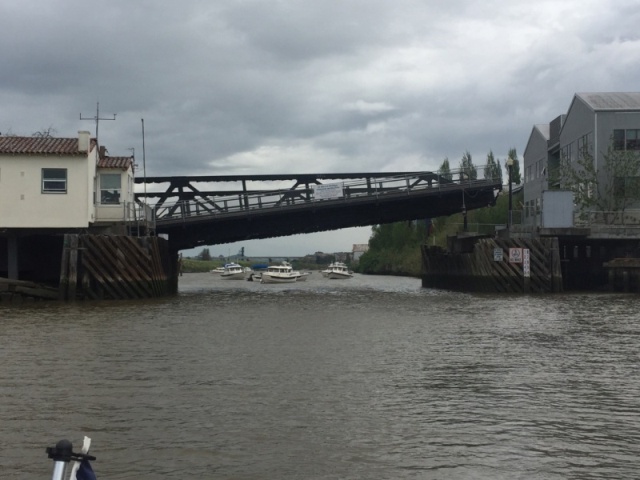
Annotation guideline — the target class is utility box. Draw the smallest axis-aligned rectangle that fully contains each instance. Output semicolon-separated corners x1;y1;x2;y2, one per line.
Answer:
542;190;574;228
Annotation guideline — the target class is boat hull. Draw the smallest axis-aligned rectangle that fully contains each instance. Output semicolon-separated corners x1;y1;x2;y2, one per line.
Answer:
328;272;353;279
221;272;246;280
261;274;297;284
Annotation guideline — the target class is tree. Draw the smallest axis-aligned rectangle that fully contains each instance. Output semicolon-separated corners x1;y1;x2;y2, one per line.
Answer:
32;127;57;138
507;148;521;184
484;150;502;182
198;248;212;261
459;150;477;180
438;157;452;180
559;139;640;223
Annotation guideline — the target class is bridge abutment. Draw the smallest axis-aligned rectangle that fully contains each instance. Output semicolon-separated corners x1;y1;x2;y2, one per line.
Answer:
0;234;178;302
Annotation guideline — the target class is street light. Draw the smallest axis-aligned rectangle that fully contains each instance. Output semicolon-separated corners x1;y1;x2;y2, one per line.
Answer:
506;156;514;228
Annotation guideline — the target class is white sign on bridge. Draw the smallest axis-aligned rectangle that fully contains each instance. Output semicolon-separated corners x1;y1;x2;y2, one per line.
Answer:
313;182;344;200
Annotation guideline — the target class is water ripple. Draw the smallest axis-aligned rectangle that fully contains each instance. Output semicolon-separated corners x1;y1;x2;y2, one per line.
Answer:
3;274;640;478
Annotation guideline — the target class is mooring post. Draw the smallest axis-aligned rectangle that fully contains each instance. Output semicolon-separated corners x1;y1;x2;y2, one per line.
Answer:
58;234;70;301
68;234;79;301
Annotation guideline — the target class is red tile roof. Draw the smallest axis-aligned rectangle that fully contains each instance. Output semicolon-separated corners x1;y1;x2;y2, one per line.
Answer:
98;156;134;171
0;136;96;155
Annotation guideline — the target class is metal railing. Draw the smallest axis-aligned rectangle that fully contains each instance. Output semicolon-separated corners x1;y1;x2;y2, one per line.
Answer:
123;201;156;235
519;206;640;228
151;169;501;224
574;209;640;226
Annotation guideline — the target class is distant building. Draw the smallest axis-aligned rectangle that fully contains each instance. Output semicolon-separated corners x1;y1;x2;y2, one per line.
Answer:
352;243;369;262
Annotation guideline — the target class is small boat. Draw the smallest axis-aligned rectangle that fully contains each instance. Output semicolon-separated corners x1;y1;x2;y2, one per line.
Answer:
210;266;225;274
260;262;299;284
320;263;335;278
220;263;246;280
326;262;353;279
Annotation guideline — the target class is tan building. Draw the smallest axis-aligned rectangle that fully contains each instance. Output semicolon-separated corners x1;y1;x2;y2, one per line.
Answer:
0;131;139;279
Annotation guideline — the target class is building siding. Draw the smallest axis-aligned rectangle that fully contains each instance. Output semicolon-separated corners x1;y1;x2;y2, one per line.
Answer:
0;154;94;228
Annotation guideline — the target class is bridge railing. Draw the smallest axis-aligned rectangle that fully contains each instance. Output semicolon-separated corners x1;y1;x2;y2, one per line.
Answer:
153;169;501;223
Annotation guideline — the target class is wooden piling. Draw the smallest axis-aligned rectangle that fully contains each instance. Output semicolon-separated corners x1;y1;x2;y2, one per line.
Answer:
55;234;176;301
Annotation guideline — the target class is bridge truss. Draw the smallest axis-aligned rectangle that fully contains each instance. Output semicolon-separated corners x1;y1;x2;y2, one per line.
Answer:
134;170;502;251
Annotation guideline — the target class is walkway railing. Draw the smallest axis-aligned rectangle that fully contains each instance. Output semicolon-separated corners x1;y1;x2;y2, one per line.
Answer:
151;169;502;224
520;207;640;228
123;201;156;235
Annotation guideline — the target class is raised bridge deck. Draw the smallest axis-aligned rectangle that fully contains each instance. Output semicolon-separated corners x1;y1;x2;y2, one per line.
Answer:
134;169;502;251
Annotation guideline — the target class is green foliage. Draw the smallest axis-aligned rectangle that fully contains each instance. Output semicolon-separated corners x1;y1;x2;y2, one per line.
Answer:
459;150;477;180
181;258;253;273
182;258;220;273
439;157;452;180
507;148;521;184
357;221;427;276
357;189;524;276
484;150;502;182
198;248;212;261
559;138;640;223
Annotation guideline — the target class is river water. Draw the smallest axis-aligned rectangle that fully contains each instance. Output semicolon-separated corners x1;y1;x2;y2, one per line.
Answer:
2;272;640;479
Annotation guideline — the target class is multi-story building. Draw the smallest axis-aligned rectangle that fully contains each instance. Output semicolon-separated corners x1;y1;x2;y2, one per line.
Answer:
0;131;141;280
523;92;640;226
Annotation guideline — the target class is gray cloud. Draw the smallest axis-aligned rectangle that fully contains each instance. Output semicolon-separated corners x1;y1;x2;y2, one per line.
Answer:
2;0;640;254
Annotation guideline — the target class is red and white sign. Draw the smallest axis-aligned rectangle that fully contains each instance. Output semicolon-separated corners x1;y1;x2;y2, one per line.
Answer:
508;248;523;264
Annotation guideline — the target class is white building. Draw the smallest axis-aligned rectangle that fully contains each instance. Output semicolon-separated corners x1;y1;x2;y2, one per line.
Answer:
0;131;139;280
0;131;136;229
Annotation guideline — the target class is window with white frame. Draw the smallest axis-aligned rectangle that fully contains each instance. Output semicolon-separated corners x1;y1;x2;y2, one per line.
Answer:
100;173;121;204
42;168;67;193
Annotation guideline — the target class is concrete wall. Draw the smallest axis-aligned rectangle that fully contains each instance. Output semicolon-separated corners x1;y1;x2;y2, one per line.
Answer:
0;151;96;228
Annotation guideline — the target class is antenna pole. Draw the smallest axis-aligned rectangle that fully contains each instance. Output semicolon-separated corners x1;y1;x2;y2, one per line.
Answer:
80;102;116;146
141;119;147;201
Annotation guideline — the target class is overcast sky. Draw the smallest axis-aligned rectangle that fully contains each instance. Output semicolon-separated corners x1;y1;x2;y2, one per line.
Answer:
2;0;639;257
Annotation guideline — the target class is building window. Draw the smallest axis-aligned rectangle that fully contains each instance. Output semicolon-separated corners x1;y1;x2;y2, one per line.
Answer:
100;173;121;204
613;176;640;199
613;129;640;151
613;129;625;150
577;133;592;156
627;129;640;150
42;168;67;193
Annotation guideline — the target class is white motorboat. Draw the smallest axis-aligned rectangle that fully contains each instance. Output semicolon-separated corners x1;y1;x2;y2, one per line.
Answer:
260;262;298;284
220;263;246;280
326;262;353;279
321;262;349;278
210;266;225;274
